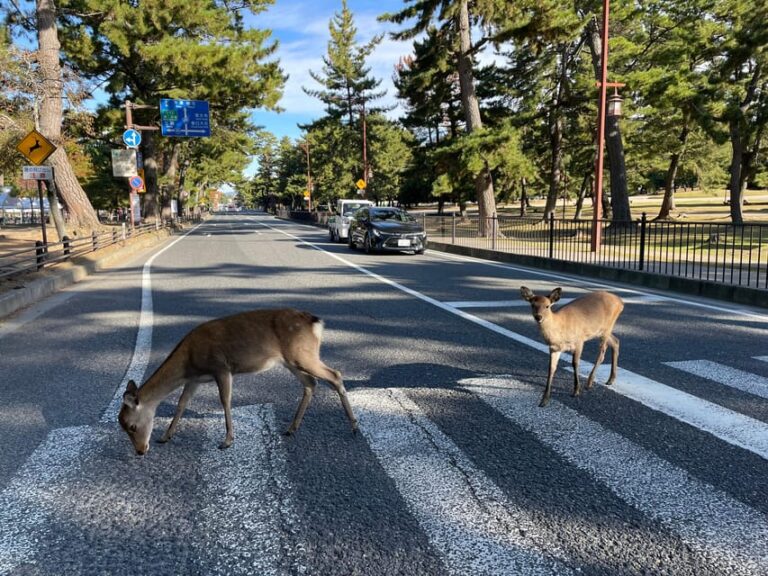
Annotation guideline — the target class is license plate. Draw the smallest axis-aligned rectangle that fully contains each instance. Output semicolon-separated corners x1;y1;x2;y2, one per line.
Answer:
397;239;411;247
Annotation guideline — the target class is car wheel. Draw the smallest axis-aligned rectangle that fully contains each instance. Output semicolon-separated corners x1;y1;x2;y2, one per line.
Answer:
415;248;425;255
348;233;356;249
329;228;335;242
364;233;374;254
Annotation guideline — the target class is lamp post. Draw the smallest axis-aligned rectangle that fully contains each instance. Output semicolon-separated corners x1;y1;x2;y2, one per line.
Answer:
591;0;625;253
300;139;312;211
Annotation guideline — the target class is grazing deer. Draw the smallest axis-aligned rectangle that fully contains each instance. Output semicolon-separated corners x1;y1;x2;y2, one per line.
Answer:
520;286;624;407
118;308;358;455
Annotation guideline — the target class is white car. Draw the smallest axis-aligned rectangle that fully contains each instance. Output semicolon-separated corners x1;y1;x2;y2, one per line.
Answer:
328;199;374;242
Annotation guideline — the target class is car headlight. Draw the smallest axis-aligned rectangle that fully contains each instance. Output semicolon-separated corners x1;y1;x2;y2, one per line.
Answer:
372;228;381;238
342;217;349;225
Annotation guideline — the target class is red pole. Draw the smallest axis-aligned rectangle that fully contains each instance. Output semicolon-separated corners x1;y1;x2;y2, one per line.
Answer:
361;101;368;190
591;0;610;253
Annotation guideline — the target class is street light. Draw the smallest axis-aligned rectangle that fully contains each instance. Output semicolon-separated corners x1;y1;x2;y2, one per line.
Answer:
300;139;312;211
591;0;626;253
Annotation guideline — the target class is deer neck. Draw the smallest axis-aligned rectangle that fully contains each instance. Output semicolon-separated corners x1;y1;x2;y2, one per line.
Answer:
136;350;188;407
537;314;562;345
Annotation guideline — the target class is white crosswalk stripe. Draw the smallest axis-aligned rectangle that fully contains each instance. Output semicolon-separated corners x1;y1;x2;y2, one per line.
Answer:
459;376;768;575
755;356;768;363
665;359;768;400
349;387;573;576
0;405;300;576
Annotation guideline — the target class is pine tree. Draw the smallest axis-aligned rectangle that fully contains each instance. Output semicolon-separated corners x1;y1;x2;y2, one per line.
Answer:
57;0;286;219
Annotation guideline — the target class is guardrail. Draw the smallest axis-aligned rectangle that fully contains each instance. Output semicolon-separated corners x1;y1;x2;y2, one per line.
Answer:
424;213;768;291
0;217;198;282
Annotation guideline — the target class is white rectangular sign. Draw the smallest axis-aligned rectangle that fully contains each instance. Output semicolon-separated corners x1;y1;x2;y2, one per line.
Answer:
111;149;138;177
22;166;53;180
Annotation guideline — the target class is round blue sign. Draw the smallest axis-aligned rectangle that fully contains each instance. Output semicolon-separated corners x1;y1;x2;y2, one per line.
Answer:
123;129;142;148
129;175;144;190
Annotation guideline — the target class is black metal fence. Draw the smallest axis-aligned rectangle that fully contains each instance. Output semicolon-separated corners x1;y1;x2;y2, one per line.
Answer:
0;217;199;282
423;213;768;290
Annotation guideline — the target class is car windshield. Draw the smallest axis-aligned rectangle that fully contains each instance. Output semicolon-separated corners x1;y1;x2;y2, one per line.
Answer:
342;203;368;216
371;209;416;223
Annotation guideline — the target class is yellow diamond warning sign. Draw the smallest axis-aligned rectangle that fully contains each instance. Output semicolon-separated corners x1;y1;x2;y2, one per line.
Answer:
16;130;57;165
356;179;366;190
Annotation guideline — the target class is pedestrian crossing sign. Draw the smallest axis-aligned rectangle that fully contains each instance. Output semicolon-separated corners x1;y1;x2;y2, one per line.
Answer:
16;129;57;165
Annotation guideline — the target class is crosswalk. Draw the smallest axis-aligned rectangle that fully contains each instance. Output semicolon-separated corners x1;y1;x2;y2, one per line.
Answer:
1;356;767;575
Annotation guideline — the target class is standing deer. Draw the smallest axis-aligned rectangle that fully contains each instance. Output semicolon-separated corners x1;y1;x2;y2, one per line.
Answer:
520;286;624;407
118;308;358;455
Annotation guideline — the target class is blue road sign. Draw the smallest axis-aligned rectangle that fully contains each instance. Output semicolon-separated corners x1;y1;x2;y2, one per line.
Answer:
123;129;142;148
159;99;211;137
129;175;144;190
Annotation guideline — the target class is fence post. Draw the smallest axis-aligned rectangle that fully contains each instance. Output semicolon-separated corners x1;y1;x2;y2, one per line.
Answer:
452;212;456;245
122;222;126;241
92;231;98;252
35;240;45;270
63;235;70;258
491;215;497;251
549;213;555;259
112;229;118;245
639;212;647;271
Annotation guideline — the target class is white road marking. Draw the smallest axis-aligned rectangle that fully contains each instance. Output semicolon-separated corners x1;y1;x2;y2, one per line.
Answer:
446;299;573;308
755;356;768;363
196;405;304;575
256;218;768;461
350;387;572;576
101;223;203;423
460;376;768;575
665;360;768;400
0;426;91;573
0;405;299;575
431;250;768;321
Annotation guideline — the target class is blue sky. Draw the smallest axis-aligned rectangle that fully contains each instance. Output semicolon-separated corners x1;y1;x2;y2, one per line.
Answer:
246;0;412;144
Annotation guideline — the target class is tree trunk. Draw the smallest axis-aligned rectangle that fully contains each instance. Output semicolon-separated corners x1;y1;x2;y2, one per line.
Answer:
574;171;591;220
142;131;160;220
520;177;529;217
727;119;744;223
37;0;99;231
657;122;690;220
456;0;496;235
45;178;66;241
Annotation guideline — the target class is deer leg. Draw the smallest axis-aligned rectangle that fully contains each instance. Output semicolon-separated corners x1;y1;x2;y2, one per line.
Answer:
587;338;609;389
159;381;201;443
284;370;316;436
297;360;358;433
540;350;561;407
571;343;584;397
214;372;234;449
605;334;620;385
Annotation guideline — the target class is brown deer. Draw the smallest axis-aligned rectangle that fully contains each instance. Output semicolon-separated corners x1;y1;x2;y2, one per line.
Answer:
520;286;624;407
118;308;358;455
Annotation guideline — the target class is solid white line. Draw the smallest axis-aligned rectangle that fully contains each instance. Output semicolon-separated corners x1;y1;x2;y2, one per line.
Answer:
196;405;305;575
459;376;768;575
755;356;768;363
0;425;91;573
445;295;662;309
665;360;768;400
101;222;204;423
256;217;768;461
349;388;571;576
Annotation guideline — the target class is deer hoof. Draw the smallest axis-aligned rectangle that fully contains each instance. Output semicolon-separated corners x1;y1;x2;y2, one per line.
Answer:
538;398;550;408
282;429;295;437
218;439;233;450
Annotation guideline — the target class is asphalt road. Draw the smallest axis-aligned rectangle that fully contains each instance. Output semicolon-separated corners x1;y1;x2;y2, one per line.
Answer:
0;211;766;576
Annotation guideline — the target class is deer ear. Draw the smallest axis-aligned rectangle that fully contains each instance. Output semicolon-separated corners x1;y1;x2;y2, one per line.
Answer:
549;287;562;303
123;380;139;407
520;286;534;301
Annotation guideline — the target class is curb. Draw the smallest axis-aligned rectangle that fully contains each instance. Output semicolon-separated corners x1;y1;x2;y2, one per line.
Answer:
0;228;174;320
